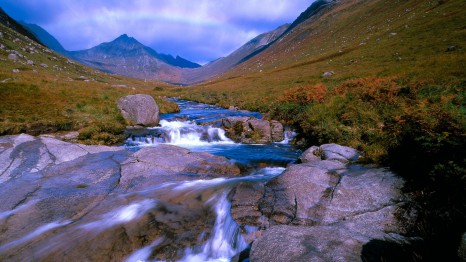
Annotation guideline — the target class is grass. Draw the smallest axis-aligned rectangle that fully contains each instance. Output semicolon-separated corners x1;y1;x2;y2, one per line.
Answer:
0;24;179;145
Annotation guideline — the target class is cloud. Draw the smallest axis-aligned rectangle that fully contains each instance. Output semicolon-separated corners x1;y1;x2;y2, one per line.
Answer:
1;0;314;63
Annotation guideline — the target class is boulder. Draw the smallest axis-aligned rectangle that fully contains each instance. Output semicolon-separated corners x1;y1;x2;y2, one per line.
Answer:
117;94;160;126
231;144;414;260
299;143;360;163
7;53;18;61
220;116;284;144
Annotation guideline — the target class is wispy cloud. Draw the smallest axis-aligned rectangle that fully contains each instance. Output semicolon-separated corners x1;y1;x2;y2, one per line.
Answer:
1;0;314;63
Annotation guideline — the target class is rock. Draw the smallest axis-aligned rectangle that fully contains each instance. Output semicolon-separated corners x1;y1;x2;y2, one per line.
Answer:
231;144;414;259
459;232;466;261
270;120;284;142
299;144;359;163
27;60;34;65
298;145;321;163
446;45;456;52
7;53;18;61
117;94;160;126
250;225;368;262
389;32;397;37
40;63;48;68
220;116;284;144
12;69;19;73
322;71;334;77
0;134;242;261
229;106;239;111
320;143;360;163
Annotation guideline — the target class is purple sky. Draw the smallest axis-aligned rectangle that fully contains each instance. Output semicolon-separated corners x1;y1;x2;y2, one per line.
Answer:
1;1;314;64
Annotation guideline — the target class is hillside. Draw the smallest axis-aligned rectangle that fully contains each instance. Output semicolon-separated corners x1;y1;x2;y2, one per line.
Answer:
19;21;68;56
0;22;178;144
160;0;466;259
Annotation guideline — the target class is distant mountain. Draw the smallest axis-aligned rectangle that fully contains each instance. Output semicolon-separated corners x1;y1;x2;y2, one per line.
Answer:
180;23;289;84
0;7;43;46
158;54;201;69
19;22;67;56
68;34;183;83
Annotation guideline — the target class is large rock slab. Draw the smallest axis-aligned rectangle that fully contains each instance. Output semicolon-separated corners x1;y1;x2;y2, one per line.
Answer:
0;134;241;261
231;144;415;261
117;94;160;126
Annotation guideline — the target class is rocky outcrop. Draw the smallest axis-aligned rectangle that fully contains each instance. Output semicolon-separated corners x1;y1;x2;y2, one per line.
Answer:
117;94;160;126
221;116;284;144
0;134;240;261
231;144;416;261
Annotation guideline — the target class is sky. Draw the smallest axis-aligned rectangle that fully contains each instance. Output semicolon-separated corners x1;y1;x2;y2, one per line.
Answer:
1;0;314;64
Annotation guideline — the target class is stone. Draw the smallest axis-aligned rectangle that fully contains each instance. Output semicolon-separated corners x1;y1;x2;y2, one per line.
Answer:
117;94;160;126
40;63;48;68
12;69;19;73
250;225;368;262
7;53;18;61
322;71;334;77
270;120;284;142
389;32;397;37
446;45;456;52
320;143;360;163
220;116;284;144
27;60;34;65
0;134;242;261
298;145;321;163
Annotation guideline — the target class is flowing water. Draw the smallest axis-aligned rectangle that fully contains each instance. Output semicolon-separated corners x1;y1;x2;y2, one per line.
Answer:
121;99;301;261
0;100;300;261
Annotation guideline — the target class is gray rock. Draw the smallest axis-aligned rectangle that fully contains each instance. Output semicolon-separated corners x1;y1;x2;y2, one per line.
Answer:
40;63;48;68
12;69;19;73
27;60;34;65
251;225;368;262
221;116;284;144
270;120;284;142
321;143;360;163
0;134;241;261
322;71;334;77
7;53;18;61
298;145;321;163
117;94;160;126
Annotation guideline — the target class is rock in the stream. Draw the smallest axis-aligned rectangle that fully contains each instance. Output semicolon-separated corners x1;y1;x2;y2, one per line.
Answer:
231;143;416;261
0;134;240;261
117;94;160;126
220;116;284;144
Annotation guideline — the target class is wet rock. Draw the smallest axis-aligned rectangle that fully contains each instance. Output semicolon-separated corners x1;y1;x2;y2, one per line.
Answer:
0;134;241;261
221;116;284;144
117;94;160;126
7;53;18;61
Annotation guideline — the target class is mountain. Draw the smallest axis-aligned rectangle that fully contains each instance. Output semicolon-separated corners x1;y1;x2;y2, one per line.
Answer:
180;23;289;84
69;34;201;83
19;21;68;56
0;7;43;46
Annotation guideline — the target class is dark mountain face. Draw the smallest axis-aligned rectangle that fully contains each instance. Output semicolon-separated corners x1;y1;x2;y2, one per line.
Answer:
0;7;43;46
19;22;67;56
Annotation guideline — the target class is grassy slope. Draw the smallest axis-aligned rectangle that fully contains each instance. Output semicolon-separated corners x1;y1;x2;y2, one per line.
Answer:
0;24;178;144
161;0;466;258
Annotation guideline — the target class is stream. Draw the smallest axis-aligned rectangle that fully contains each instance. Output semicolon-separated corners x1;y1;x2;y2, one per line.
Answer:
123;99;301;261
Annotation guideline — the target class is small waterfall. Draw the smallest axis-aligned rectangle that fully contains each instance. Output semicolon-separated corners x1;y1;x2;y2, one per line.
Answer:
126;120;233;147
